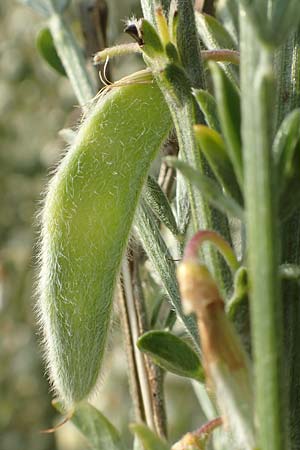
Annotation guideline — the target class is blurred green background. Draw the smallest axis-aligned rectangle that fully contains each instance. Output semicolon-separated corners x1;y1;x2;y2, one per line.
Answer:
0;1;202;449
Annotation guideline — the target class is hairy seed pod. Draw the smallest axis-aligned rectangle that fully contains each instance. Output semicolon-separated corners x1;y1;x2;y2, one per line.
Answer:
38;80;171;408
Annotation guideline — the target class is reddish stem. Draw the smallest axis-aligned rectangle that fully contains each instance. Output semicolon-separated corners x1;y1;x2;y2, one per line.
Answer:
183;230;239;273
194;416;223;438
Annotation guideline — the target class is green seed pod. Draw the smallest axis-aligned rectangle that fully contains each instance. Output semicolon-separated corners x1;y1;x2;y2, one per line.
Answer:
38;78;172;408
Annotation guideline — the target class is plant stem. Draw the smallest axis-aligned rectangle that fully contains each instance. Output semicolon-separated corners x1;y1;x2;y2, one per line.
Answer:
135;200;200;348
121;257;156;431
142;0;233;294
118;277;146;423
131;255;167;437
240;9;285;450
49;13;95;109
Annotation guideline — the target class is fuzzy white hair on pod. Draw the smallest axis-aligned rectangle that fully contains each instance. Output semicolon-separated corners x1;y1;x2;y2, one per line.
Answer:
36;78;172;408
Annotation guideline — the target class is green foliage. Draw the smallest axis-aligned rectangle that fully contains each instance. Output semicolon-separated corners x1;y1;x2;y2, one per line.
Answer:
130;423;169;450
166;157;244;220
195;12;239;87
137;330;204;382
135;200;199;346
193;89;221;132
141;19;164;56
11;0;300;449
209;62;243;189
196;12;237;51
194;125;242;204
54;401;124;450
36;27;66;76
274;108;300;220
144;176;179;236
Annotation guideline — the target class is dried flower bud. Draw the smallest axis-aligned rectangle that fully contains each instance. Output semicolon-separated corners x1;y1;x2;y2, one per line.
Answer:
177;231;257;450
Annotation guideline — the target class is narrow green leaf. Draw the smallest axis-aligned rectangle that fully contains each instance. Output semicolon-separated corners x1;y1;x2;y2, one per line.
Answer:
227;267;251;355
165;42;180;64
143;0;233;294
279;172;300;222
137;330;204;382
53;401;124;450
196;12;238;51
215;0;239;44
144;176;179;236
150;294;165;328
159;63;233;294
193;89;221;132
271;1;300;47
194;125;243;204
274;108;300;189
195;12;239;87
130;423;170;450
49;13;95;109
241;0;300;47
36;27;66;76
140;0;156;24
164;309;177;330
176;0;205;89
209;62;243;190
175;157;190;236
166;157;244;221
135;200;200;348
274;109;300;220
141;19;164;57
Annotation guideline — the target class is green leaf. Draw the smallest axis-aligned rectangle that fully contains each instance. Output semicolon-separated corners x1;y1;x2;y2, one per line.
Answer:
194;125;243;205
279;170;300;221
195;12;239;88
137;330;204;382
150;294;165;328
144;176;179;236
193;89;221;132
241;0;300;47
196;12;238;51
164;309;177;330
209;62;243;190
166;157;244;221
130;423;170;450
215;0;239;44
141;19;164;57
53;401;124;450
227;267;251;355
48;13;95;108
135;200;200;349
274;109;300;220
176;0;205;89
175;154;190;236
274;108;300;189
36;27;66;76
